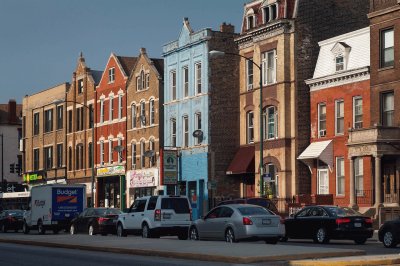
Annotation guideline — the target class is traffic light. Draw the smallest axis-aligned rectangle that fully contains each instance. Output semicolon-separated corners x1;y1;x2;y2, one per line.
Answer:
9;163;14;173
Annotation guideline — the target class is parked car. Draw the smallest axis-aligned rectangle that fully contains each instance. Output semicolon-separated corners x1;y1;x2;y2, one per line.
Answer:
378;218;400;248
116;195;192;239
283;205;373;244
0;210;24;233
70;208;122;236
218;198;279;215
189;204;285;244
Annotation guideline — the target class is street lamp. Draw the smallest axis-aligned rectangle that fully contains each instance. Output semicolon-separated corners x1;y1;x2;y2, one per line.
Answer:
54;99;95;207
209;50;264;196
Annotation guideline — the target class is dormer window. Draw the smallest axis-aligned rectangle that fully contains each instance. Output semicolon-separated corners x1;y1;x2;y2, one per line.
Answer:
108;67;115;83
331;42;351;73
77;79;84;94
263;3;278;24
335;55;344;71
246;8;256;30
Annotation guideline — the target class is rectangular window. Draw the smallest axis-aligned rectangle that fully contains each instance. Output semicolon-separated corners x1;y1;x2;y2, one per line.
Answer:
150;100;155;125
171;118;176;147
88;104;93;128
118;94;123;119
56;105;63;130
355;157;364;196
44;146;53;169
247;112;254;144
318;103;326;137
57;144;63;168
149;140;155;167
108;67;115;83
131;104;136;128
76;107;82;131
335;100;344;135
100;99;104;123
68;110;72;133
353;97;363;129
33;113;40;135
246;59;253;91
183;116;189;147
108;139;113;164
100;141;104;165
195;62;202;94
145;74;150;89
336;55;344;71
263;106;277;139
183;66;189;98
336;157;345;196
131;143;136;168
140;141;145;168
140;101;146;127
170;70;176;101
109;96;114;121
88;142;93;168
380;28;394;68
262;50;276;85
382;92;394;126
33;148;40;171
44;109;53;133
117;138;122;164
195;113;201;145
78;79;84;94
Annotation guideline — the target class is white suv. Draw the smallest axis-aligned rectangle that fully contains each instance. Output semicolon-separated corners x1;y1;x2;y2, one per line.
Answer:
116;195;192;239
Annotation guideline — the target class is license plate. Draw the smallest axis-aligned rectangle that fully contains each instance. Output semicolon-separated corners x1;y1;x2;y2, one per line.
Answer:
262;219;271;225
354;222;361;227
163;213;171;219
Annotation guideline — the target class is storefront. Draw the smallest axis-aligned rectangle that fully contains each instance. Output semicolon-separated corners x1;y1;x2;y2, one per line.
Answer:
126;168;161;207
96;166;126;209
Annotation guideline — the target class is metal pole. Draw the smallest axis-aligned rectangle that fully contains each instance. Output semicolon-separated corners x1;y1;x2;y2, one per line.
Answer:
259;64;264;197
91;108;95;207
1;134;3;191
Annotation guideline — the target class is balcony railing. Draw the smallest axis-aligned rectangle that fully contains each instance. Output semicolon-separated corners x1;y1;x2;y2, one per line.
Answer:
356;189;374;205
348;126;400;145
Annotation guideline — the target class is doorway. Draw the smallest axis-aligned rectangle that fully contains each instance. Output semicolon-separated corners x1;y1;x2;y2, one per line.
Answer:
318;169;329;195
383;163;398;204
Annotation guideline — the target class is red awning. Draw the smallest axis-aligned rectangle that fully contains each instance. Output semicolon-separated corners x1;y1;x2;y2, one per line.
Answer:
226;146;255;175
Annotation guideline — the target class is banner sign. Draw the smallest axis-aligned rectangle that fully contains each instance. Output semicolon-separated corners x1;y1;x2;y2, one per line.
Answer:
96;165;125;177
127;169;158;188
163;150;178;185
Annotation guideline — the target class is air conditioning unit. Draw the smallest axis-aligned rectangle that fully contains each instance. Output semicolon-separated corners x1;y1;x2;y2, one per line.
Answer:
319;129;326;137
247;84;253;91
132;164;136;170
19;139;24;152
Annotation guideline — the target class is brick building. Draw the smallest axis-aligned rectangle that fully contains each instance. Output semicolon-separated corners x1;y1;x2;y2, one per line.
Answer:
125;48;164;206
163;19;240;218
301;27;371;209
66;53;102;206
232;0;370;204
95;53;137;209
22;83;68;187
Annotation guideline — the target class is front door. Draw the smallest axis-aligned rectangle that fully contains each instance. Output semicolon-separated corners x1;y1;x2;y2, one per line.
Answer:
383;163;398;204
318;169;329;195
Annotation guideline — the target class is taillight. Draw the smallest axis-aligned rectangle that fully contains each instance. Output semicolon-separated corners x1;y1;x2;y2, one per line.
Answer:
154;209;161;221
7;216;15;222
365;218;373;224
242;217;253;225
336;218;351;225
190;209;193;221
97;217;109;224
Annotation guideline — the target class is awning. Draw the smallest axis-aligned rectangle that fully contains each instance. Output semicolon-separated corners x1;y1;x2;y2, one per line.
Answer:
297;140;333;173
226;146;255;175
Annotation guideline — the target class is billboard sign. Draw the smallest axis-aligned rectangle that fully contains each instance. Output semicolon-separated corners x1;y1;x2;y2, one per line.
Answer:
163;149;178;185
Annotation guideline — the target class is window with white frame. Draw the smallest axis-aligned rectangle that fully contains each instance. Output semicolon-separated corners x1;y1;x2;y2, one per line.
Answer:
145;73;150;89
100;141;104;165
136;75;142;91
108;139;113;164
353;97;363;129
246;14;255;30
141;71;145;90
262;50;276;85
246;59;253;91
171;118;176;147
44;146;53;169
140;101;146;127
140;140;145;168
78;79;84;94
108;67;115;83
355;157;364;196
247;111;254;144
117;137;122;163
170;70;176;101
263;106;277;140
100;99;104;123
318;103;326;137
149;139;155;167
382;91;394;126
109;95;114;121
131;104;136;128
335;100;344;135
263;4;278;23
44;109;53;133
131;142;136;168
265;163;279;197
183;66;189;98
118;94;123;119
195;62;202;94
150;99;155;125
336;157;345;196
380;28;394;68
195;112;202;145
336;55;344;71
183;115;189;147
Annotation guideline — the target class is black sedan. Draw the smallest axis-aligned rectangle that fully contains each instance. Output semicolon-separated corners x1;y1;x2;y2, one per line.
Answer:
0;210;24;233
283;205;373;244
378;218;400;248
70;208;122;236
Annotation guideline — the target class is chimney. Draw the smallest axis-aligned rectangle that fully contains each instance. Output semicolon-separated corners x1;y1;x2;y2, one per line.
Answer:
8;99;17;124
220;22;234;33
140;47;147;55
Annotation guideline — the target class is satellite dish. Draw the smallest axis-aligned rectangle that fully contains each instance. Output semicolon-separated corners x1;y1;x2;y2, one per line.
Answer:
140;115;146;125
114;145;124;153
144;150;155;157
192;129;203;138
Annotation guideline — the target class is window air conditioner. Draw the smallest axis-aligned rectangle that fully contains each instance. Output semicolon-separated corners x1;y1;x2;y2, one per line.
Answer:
319;129;326;137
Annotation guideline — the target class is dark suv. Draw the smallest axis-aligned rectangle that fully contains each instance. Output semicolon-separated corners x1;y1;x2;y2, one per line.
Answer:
217;198;279;215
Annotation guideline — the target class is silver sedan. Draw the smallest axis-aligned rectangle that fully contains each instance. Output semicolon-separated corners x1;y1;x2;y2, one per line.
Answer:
189;204;285;244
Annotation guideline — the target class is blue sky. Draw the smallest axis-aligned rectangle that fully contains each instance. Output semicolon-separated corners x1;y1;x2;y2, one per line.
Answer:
0;0;246;103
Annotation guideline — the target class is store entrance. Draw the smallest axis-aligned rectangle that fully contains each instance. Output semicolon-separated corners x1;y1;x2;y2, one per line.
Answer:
98;176;120;208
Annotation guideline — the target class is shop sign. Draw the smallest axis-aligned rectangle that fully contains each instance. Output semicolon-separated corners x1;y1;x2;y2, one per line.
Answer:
96;166;125;177
163;150;178;185
128;169;158;188
23;173;43;182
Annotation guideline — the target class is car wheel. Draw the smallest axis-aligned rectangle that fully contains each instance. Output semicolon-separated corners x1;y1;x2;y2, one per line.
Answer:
1;224;7;233
225;228;237;243
383;230;397;248
265;237;278;244
70;224;76;235
314;227;329;244
354;237;367;245
117;223;127;237
189;227;199;241
38;221;45;235
142;223;151;238
88;225;95;236
178;231;188;240
22;222;29;234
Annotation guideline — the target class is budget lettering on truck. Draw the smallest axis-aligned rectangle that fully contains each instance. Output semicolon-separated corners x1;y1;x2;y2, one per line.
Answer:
23;184;86;235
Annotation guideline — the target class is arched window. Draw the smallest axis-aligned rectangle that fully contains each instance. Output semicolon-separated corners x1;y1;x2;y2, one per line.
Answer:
149;139;155;167
171;118;176;147
68;147;72;171
263;106;278;140
140;140;145;168
131;104;136;128
264;163;279;197
131;142;137;169
149;99;155;125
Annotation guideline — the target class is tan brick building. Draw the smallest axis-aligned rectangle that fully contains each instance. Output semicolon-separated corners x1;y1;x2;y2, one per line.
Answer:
125;48;164;206
22;83;69;187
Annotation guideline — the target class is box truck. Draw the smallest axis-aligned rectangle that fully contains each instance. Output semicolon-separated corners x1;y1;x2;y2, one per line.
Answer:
23;184;86;234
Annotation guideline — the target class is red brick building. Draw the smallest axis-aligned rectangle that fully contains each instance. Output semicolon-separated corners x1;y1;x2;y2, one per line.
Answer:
301;27;371;209
95;53;137;209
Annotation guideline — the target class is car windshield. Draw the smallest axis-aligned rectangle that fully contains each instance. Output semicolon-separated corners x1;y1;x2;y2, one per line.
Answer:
94;208;122;215
7;210;24;216
237;206;273;216
326;206;361;217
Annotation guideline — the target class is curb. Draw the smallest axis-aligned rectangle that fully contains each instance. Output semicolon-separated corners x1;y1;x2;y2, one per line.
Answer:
0;238;366;264
289;256;400;266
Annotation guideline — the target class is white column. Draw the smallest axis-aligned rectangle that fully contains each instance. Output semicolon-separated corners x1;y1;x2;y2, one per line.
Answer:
349;157;357;209
375;155;383;207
